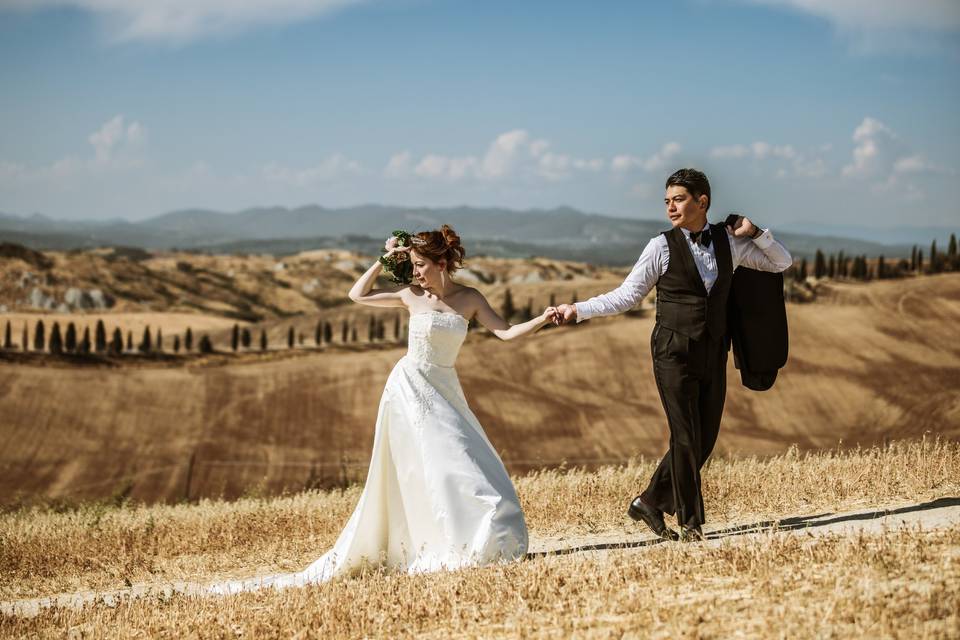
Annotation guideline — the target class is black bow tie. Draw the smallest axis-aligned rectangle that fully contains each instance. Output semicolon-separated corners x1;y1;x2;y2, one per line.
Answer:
689;227;712;248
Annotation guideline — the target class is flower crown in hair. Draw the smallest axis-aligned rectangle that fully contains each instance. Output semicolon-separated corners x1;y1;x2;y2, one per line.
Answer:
379;229;419;285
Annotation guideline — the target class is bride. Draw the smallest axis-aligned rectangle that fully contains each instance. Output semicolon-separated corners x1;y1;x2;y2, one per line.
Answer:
210;225;555;594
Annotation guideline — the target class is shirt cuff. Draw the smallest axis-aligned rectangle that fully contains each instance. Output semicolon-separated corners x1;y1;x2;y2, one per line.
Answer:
752;229;774;250
574;302;592;323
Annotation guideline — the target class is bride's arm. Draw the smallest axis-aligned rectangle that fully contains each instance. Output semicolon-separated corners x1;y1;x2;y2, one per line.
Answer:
347;248;410;308
470;290;555;341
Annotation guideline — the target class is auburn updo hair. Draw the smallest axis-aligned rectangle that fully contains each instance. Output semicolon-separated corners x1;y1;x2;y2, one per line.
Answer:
413;224;465;274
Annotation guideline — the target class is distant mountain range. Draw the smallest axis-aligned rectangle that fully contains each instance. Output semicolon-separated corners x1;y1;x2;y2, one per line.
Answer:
0;205;936;265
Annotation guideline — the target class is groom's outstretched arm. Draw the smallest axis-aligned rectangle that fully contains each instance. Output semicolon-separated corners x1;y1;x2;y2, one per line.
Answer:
567;236;666;324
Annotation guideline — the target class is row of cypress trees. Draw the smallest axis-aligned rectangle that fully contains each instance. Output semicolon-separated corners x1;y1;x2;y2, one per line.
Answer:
2;319;217;355
788;233;958;283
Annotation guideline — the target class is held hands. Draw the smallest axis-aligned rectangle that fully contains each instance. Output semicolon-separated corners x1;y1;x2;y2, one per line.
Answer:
551;303;577;326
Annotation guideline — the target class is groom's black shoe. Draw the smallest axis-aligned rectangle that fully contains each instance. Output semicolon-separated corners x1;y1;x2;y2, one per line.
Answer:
628;496;679;541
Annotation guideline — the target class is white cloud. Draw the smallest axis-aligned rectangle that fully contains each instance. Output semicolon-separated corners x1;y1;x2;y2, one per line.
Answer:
88;114;146;164
0;0;367;44
712;138;823;179
710;141;796;161
838;116;954;201
479;129;529;179
641;142;682;172
262;154;362;186
611;142;682;173
739;0;960;53
841;116;904;177
384;151;412;179
743;0;960;33
710;144;751;160
611;154;639;172
384;129;605;184
892;154;950;176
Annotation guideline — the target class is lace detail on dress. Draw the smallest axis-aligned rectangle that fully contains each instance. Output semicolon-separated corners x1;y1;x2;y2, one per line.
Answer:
405;311;468;367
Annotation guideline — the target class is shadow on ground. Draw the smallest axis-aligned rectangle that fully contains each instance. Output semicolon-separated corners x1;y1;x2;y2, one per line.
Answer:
527;496;960;559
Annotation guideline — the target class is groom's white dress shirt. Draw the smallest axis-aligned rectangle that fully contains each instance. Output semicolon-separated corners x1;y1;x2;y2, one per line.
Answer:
574;222;793;323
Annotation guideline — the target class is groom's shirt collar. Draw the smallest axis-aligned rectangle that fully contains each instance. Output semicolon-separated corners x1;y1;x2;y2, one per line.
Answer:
679;220;710;238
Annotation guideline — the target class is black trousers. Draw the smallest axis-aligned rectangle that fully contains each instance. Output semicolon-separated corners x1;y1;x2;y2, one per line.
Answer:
640;324;727;528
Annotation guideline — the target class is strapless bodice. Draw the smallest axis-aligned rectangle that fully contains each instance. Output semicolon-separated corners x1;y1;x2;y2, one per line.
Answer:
405;311;468;367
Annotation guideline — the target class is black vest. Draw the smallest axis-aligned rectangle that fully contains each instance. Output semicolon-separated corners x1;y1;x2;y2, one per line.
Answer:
655;223;733;341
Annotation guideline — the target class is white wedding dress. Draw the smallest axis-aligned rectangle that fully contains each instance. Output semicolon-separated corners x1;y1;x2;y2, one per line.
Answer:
209;311;528;594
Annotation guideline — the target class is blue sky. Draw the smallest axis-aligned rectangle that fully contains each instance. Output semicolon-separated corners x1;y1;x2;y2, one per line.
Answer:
1;0;958;229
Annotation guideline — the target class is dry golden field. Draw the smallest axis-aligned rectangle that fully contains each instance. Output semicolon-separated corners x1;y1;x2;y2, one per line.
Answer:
1;271;959;506
1;439;958;637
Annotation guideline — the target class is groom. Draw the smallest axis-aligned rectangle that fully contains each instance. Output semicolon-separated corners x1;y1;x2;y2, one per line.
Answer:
554;168;792;541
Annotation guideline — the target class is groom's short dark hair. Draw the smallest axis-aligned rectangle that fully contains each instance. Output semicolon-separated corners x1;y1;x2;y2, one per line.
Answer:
666;168;711;211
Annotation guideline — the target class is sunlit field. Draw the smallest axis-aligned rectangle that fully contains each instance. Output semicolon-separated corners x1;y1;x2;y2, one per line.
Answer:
2;438;958;638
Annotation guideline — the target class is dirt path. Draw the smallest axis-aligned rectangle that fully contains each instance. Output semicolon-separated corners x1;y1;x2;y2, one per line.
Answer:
528;496;960;556
3;497;958;619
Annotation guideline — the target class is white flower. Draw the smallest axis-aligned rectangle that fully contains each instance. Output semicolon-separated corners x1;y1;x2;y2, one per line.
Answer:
385;236;399;251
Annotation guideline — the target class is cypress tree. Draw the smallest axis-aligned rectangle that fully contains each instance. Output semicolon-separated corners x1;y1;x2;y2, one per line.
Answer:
930;240;938;273
260;328;268;351
351;326;358;342
156;328;163;352
917;249;924;273
231;323;240;351
3;320;11;350
814;249;826;279
324;321;332;344
910;246;918;272
287;327;295;348
828;255;836;278
138;326;152;353
49;322;63;354
315;321;323;346
341;320;349;343
173;335;181;353
65;322;77;352
377;318;386;340
199;334;214;353
502;288;516;321
110;328;123;354
878;255;886;280
34;319;45;351
523;298;533;322
393;315;400;341
185;327;193;351
241;327;252;348
22;323;28;352
368;316;377;342
95;319;107;352
126;330;133;352
798;258;808;282
79;327;91;354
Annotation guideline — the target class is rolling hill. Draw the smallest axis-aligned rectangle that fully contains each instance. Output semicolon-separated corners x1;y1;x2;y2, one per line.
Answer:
1;273;957;507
